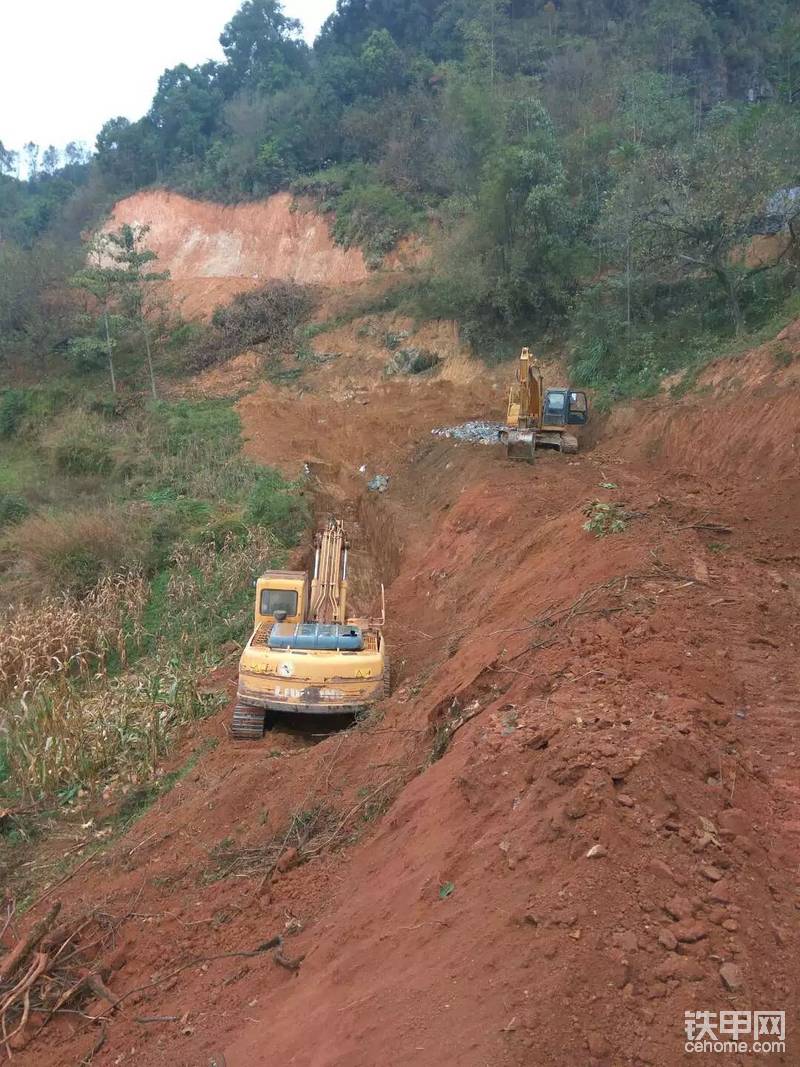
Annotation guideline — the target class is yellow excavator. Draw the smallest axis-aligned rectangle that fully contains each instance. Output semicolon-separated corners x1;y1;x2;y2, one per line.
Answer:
499;347;589;460
232;519;388;739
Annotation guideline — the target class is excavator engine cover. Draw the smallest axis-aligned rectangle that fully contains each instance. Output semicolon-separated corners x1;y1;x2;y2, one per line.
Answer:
268;622;365;652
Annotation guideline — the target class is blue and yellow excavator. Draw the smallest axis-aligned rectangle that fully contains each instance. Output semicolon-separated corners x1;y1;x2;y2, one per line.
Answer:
232;519;388;739
499;348;589;460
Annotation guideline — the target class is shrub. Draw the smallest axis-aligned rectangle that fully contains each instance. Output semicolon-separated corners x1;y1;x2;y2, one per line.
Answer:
66;336;109;373
0;492;30;528
246;468;309;547
0;389;31;437
583;502;630;537
293;165;420;264
197;512;249;550
11;507;150;593
44;411;116;477
209;282;315;356
385;347;440;376
331;182;418;264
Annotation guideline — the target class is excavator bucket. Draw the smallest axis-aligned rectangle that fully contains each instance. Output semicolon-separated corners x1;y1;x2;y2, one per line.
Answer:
500;429;536;461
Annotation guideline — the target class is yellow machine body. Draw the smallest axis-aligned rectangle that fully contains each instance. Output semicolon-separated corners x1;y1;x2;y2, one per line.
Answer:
500;347;589;460
233;520;387;739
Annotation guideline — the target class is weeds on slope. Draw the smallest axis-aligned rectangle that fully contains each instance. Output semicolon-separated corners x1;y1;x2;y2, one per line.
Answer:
0;392;311;915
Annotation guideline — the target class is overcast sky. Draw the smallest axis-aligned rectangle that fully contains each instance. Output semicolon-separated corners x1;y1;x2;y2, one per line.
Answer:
0;0;335;161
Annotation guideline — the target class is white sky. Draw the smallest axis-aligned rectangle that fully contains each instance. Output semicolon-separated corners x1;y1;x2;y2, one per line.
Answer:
0;0;335;162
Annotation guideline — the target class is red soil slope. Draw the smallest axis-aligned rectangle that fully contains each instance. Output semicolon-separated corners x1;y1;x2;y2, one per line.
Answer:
9;188;800;1064
10;326;800;1067
105;191;373;318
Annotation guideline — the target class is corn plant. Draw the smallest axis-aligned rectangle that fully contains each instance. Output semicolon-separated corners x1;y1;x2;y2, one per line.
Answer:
0;573;148;702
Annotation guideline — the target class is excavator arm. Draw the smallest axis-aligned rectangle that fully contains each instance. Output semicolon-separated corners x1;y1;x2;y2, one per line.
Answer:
501;347;588;459
505;347;543;430
309;519;349;624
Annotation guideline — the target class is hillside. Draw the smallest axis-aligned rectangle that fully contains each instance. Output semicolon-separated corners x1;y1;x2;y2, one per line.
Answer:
2;1;800;1064
3;0;800;391
2;226;799;1060
105;191;375;318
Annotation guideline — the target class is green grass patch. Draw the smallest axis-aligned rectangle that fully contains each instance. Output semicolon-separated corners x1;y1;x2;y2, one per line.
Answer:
108;738;219;833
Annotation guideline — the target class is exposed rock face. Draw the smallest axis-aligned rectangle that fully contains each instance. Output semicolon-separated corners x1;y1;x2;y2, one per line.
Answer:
104;190;372;318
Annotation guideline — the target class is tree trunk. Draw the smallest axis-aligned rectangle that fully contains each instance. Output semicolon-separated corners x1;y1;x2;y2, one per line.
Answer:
103;309;117;394
625;234;632;337
141;315;157;399
715;267;744;336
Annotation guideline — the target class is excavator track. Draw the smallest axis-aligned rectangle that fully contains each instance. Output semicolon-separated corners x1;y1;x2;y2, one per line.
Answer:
231;703;267;741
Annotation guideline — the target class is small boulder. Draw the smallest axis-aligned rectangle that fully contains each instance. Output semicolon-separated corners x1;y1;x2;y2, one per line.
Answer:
673;921;708;944
720;962;744;991
664;895;693;921
708;881;733;904
586;844;607;859
700;864;724;882
718;808;750;836
658;928;678;951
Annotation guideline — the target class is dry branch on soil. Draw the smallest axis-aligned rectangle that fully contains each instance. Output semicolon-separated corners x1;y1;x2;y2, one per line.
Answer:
208;777;401;899
397;562;703;654
0;903;121;1058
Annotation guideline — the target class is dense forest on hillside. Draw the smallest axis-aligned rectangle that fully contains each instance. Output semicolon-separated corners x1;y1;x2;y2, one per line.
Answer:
2;0;800;389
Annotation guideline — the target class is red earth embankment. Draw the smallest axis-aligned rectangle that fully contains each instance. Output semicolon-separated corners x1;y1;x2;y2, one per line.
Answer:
607;319;800;482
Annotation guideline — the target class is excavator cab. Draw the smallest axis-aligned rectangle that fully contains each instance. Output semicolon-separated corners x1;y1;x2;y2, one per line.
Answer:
542;389;589;428
255;572;307;625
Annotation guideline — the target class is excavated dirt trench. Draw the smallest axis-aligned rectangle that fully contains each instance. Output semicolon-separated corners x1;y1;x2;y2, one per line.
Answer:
13;337;800;1067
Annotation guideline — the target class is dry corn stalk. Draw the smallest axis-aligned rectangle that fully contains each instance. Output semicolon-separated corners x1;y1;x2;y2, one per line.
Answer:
0;574;147;702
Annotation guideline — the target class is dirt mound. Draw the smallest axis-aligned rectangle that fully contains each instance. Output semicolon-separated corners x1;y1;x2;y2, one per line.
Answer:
608;327;800;482
105;191;374;319
9;326;800;1066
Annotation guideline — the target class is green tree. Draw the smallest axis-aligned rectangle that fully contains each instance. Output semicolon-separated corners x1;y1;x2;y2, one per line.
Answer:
96;117;158;187
219;0;307;93
71;233;125;393
358;29;409;95
41;145;60;175
636;0;715;84
627;121;800;335
149;63;223;169
104;224;170;398
0;141;17;176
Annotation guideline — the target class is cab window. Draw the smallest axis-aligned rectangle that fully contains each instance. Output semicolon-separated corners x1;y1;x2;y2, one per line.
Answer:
260;589;298;617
